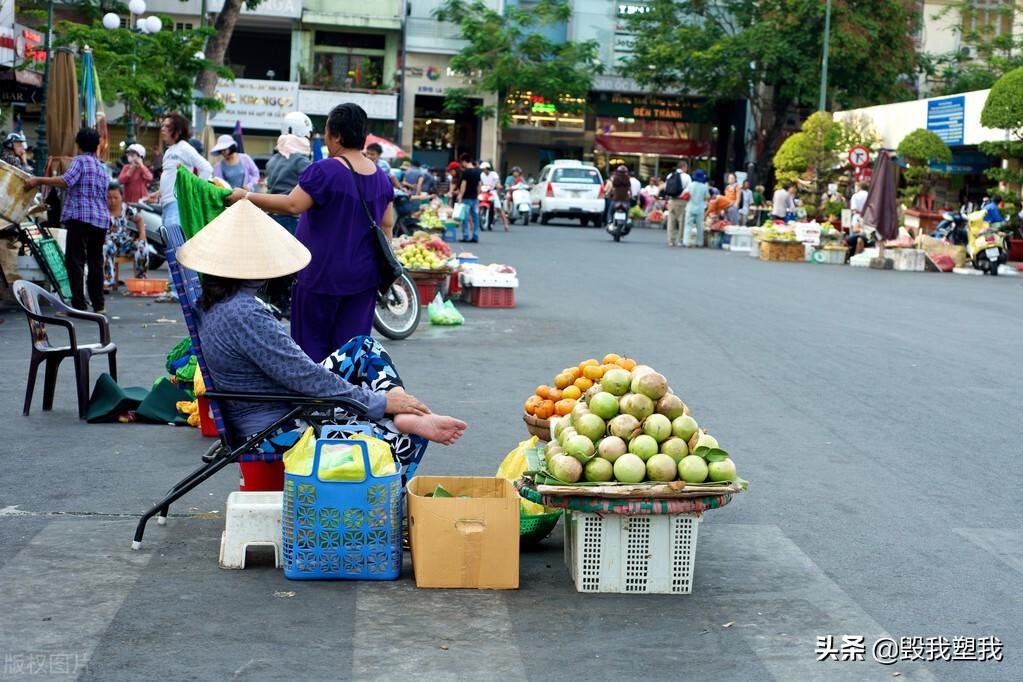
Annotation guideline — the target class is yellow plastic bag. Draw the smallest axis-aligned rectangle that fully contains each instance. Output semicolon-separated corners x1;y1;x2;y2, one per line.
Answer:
319;434;397;481
283;428;397;481
496;436;547;516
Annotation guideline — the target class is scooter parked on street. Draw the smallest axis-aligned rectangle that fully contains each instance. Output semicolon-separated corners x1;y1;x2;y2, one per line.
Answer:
607;201;632;242
509;184;531;225
932;208;969;245
967;210;1008;275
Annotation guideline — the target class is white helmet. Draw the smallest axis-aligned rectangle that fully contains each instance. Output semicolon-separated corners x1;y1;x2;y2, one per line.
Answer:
282;111;312;138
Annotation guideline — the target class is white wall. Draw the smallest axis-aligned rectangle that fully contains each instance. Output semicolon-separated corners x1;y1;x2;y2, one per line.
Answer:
919;1;961;57
834;89;1008;148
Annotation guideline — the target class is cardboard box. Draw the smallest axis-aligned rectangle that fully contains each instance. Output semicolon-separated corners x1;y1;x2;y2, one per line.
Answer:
407;476;519;589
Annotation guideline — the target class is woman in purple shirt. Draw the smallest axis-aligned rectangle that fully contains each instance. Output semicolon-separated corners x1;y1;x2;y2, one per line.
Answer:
229;103;393;363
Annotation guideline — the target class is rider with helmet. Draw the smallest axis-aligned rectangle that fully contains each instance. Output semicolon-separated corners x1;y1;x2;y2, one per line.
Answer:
266;111;314;234
1;132;33;173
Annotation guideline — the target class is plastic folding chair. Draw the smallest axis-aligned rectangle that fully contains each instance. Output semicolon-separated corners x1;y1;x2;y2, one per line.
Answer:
13;280;117;419
133;250;389;549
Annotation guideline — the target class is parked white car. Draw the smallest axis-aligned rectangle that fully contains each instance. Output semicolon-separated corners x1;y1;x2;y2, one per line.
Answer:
529;160;605;226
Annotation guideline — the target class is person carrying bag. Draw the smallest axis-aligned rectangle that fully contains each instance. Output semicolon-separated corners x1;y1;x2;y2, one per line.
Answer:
227;103;399;363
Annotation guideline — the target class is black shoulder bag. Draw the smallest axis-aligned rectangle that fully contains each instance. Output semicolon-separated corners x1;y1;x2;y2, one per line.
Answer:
337;156;403;294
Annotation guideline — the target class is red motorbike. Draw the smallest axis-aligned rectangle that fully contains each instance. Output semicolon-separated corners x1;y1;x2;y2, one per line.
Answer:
478;188;496;231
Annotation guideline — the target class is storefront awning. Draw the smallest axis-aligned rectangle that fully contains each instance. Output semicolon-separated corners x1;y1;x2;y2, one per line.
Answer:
595;134;710;157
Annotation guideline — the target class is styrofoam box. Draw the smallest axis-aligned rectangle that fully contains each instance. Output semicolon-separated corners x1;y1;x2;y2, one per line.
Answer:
725;226;753;252
893;248;925;272
459;271;519;288
564;511;700;594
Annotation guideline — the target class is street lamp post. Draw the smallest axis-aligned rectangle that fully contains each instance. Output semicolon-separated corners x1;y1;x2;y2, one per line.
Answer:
103;1;162;147
33;0;55;176
818;0;833;111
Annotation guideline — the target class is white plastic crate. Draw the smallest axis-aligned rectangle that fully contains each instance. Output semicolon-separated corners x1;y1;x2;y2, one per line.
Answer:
563;511;700;594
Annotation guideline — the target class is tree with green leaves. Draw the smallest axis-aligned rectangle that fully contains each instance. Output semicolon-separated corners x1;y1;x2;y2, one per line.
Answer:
54;18;227;122
772;112;882;215
433;0;601;123
980;67;1023;210
896;128;951;209
195;1;264;97
624;0;919;174
921;0;1023;96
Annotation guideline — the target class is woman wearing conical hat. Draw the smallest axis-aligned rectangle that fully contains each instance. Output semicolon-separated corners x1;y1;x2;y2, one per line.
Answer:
176;201;467;464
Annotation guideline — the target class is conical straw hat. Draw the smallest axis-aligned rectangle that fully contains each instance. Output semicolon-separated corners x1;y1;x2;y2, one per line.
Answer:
176;199;311;279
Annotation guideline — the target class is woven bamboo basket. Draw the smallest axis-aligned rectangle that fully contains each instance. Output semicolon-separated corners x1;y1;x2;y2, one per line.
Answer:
523;412;551;441
759;240;805;262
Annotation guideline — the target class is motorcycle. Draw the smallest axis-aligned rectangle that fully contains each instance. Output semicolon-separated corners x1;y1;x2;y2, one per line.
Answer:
258;271;421;340
372;271;421;339
932;209;969;245
966;210;1008;275
130;201;169;270
478;189;495;231
607;201;632;242
509;184;531;225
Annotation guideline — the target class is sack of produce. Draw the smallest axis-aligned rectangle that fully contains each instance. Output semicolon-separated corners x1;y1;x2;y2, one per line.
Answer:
427;293;464;325
496;436;547;515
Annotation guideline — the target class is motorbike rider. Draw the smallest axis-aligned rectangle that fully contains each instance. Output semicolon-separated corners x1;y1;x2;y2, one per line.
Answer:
1;132;33;173
982;195;1004;230
608;165;632;223
266;111;314;234
479;161;509;231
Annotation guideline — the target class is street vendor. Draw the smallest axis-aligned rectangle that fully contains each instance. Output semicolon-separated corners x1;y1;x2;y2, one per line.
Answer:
176;200;467;464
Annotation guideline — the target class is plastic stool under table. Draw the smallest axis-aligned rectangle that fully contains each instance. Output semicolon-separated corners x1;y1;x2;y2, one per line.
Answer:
219;491;283;569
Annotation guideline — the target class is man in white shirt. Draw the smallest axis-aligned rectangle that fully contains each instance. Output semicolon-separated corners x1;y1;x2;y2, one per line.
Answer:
771;183;797;221
663;160;692;246
479;161;509;230
845;182;873;258
849;182;869;224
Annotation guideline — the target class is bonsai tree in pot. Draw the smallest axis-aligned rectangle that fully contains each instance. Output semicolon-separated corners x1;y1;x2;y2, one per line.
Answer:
980;67;1023;245
896;129;951;212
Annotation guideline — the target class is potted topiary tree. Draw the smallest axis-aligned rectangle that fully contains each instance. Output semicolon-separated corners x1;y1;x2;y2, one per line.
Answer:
897;128;952;234
980;67;1023;260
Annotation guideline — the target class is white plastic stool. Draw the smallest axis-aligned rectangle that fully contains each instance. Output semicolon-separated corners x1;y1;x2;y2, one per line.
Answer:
219;491;283;569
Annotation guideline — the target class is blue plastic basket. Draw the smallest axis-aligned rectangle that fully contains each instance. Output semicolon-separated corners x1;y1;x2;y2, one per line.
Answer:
282;437;403;581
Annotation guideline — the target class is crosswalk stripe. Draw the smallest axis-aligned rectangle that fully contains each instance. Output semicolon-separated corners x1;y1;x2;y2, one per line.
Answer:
698;523;937;681
352;577;528;681
0;518;153;681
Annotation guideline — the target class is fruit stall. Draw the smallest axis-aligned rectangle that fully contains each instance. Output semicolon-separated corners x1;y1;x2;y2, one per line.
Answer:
396;231;455;301
519;355;747;593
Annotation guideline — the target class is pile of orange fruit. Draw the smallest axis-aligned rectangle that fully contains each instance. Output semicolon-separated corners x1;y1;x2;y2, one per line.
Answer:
524;354;638;421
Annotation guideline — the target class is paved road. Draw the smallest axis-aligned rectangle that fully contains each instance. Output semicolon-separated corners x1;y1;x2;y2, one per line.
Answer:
1;220;1020;681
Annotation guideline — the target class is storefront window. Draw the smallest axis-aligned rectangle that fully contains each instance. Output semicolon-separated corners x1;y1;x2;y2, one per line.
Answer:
505;92;585;129
597;116;691;139
311;53;385;90
413;117;455;151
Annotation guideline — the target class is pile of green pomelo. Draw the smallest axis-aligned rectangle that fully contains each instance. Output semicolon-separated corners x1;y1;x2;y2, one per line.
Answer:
543;364;739;485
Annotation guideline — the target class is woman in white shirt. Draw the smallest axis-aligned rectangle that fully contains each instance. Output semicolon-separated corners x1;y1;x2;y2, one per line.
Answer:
148;113;213;244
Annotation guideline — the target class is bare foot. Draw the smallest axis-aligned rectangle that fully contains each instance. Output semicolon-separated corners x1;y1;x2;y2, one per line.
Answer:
394;413;467;446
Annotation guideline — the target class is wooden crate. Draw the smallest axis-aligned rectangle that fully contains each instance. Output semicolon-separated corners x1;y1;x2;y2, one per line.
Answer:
759;240;805;262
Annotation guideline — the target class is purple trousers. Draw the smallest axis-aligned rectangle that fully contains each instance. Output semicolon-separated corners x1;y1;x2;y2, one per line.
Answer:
290;283;377;363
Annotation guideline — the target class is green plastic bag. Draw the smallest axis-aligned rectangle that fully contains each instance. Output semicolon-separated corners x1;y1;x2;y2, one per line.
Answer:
283;428;397;480
427;292;464;326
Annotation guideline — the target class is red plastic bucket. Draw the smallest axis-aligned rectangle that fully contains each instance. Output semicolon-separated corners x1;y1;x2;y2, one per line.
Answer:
239;461;285;491
197;397;218;438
